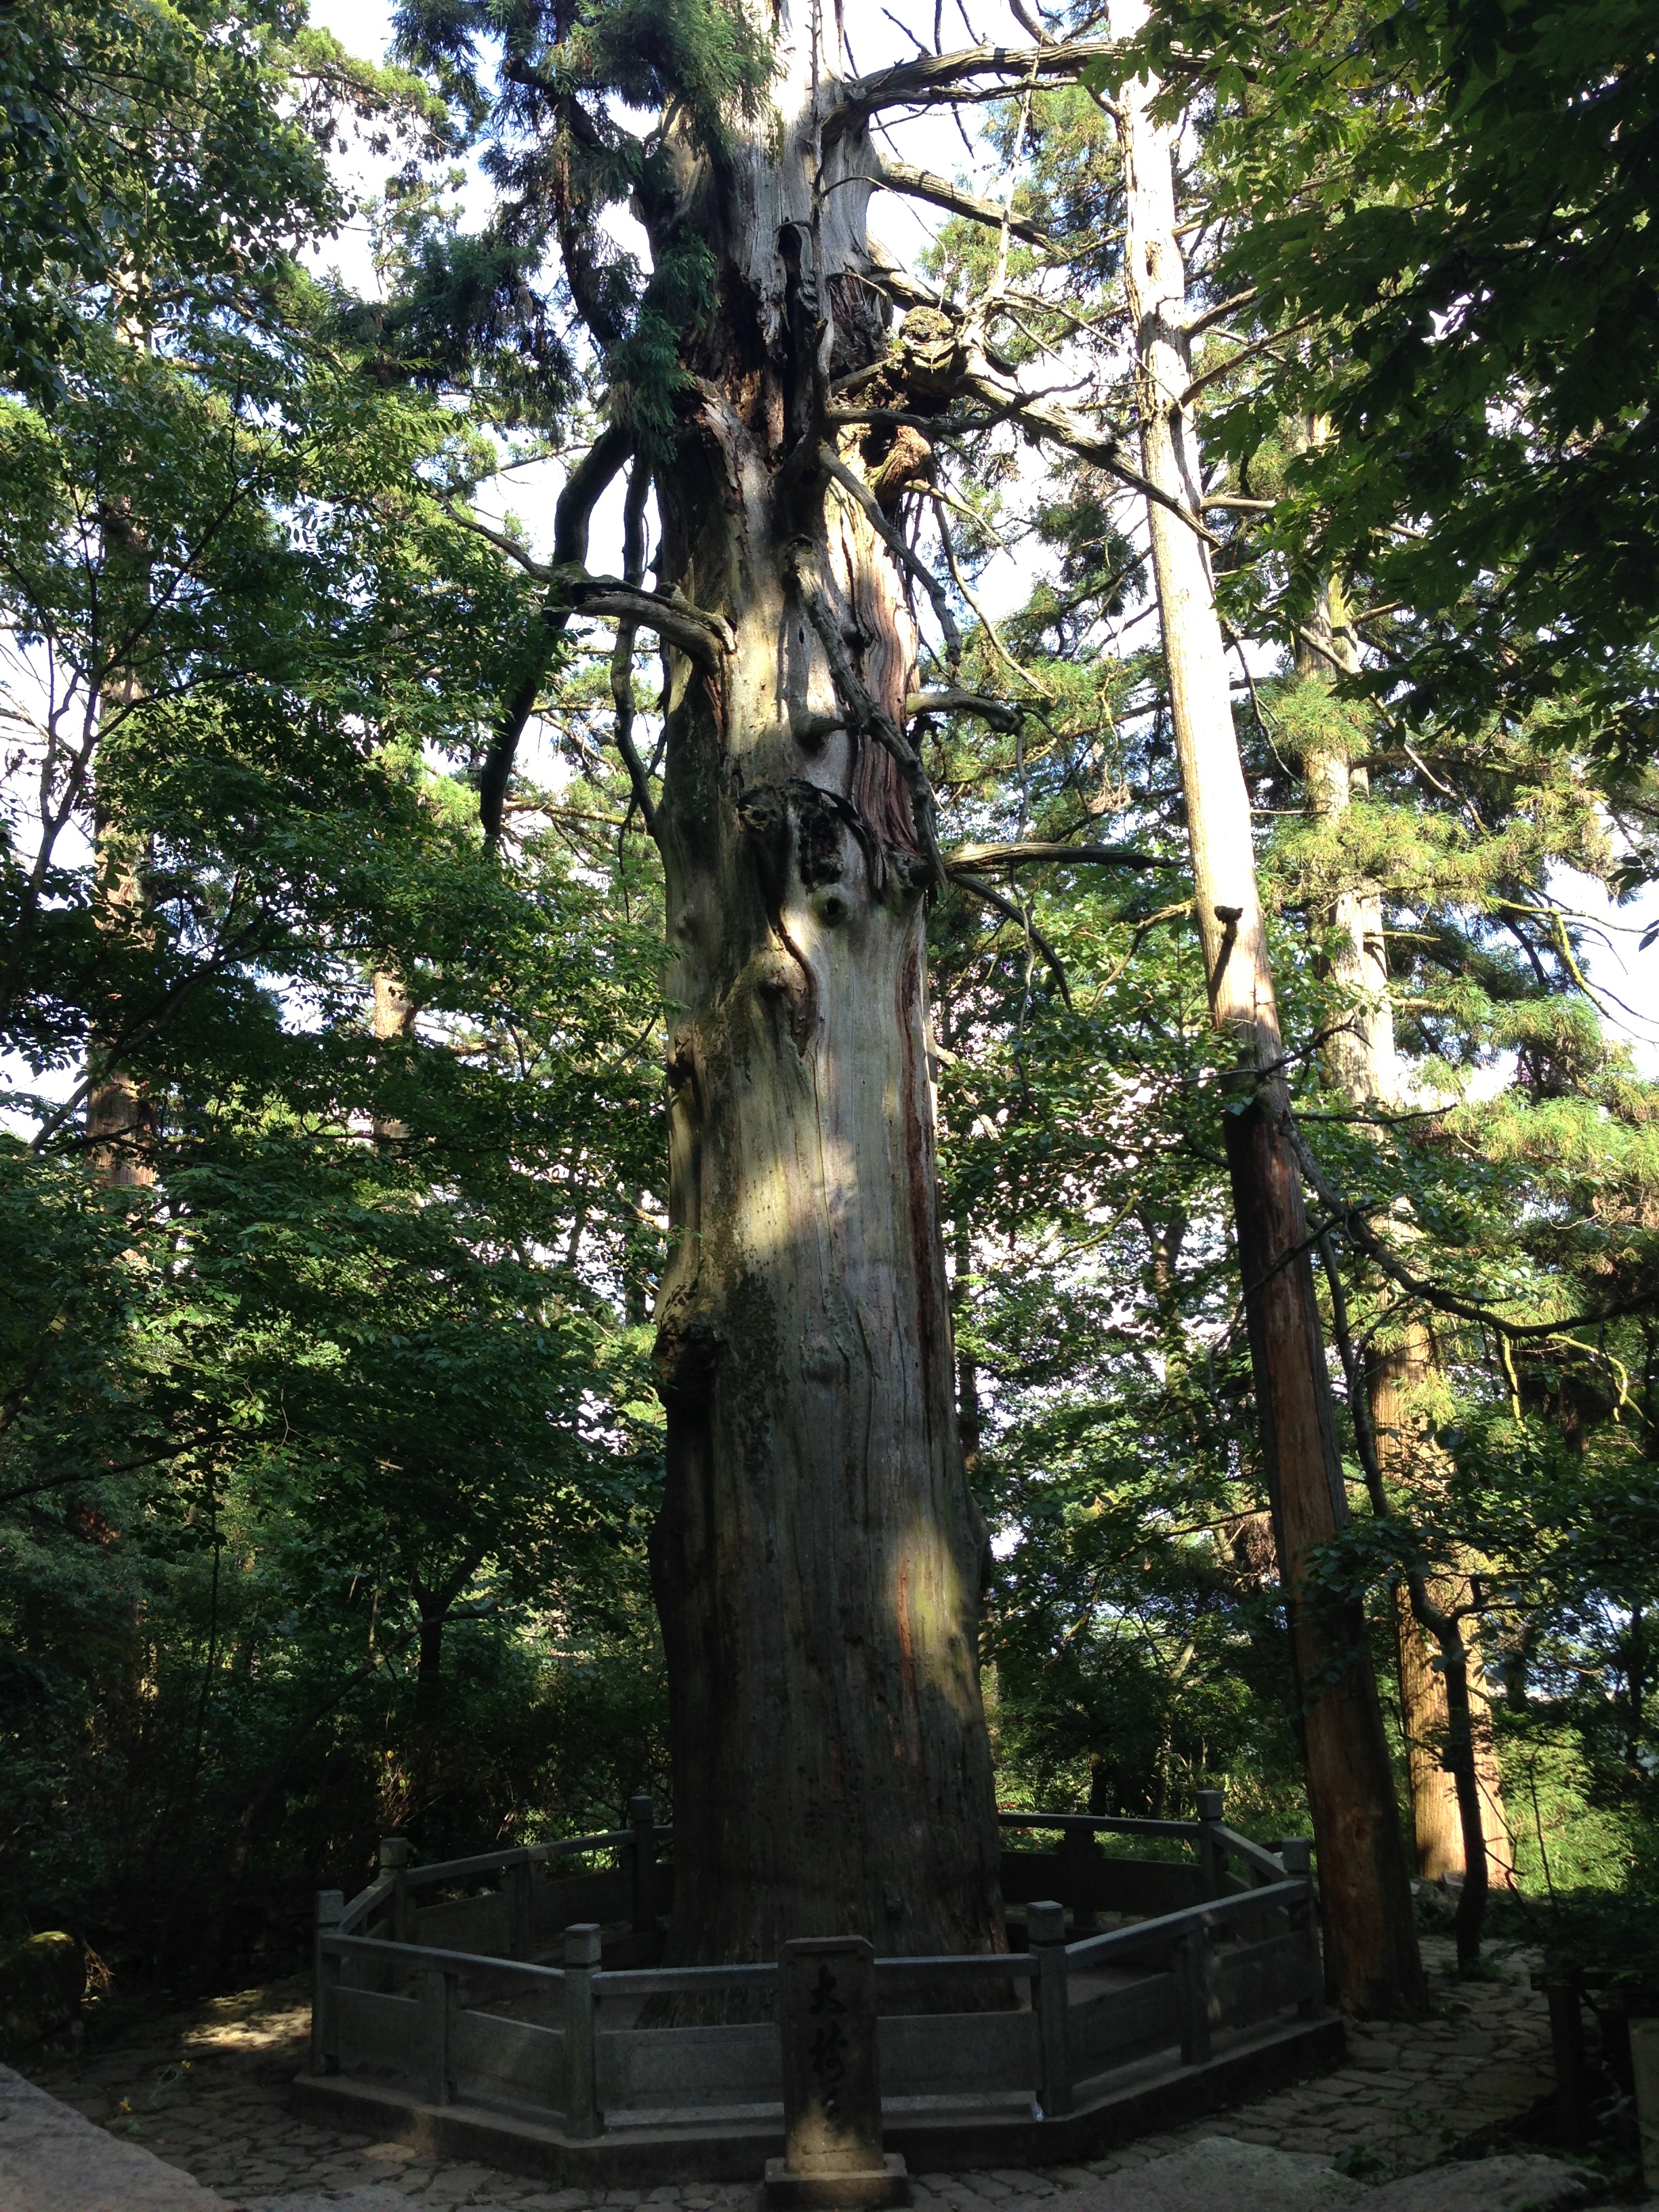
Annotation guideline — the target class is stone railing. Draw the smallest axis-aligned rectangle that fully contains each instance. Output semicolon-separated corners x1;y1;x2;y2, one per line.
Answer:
302;1790;1329;2167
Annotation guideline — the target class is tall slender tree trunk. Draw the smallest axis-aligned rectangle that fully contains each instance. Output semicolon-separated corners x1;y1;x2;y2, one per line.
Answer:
370;969;416;1145
1372;1333;1516;1889
1296;580;1394;1107
86;812;157;1189
1110;0;1425;2015
87;494;156;1191
414;1593;447;1732
954;1220;984;1481
644;7;1003;1971
1297;588;1515;1896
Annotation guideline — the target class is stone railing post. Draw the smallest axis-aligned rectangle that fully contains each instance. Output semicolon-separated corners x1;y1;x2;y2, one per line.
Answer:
564;1923;603;2140
1175;1921;1214;2066
1029;1900;1073;2118
1279;1837;1319;2012
1063;1824;1099;1933
628;1794;656;1935
766;1935;905;2207
504;1853;535;1959
311;1889;344;2076
1195;1789;1225;1899
1540;1977;1586;2149
379;1835;413;1946
1631;2017;1659;2188
420;1967;455;2105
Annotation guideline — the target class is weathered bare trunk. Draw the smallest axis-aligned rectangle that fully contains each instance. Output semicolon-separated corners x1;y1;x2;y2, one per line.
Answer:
645;12;1003;1970
1111;0;1425;2015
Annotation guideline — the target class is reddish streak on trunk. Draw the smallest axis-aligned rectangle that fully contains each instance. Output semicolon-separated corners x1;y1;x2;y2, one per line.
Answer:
1223;1101;1425;2010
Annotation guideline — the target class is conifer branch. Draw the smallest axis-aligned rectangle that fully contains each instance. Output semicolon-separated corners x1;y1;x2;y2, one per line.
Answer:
841;40;1111;119
477;424;632;846
947;872;1073;1007
893;329;1227;550
453;509;735;667
610;457;658;842
1283;1107;1658;1343
907;688;1021;730
565;581;735;669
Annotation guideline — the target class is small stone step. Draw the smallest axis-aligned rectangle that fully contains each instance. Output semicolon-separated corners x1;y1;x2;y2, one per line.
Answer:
244;2193;412;2211
1366;2154;1593;2212
1066;2136;1361;2211
1062;2138;1595;2212
0;2063;230;2212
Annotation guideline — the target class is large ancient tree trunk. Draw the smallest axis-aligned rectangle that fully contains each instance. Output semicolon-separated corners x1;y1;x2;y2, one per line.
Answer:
1110;0;1425;2014
644;10;1004;1969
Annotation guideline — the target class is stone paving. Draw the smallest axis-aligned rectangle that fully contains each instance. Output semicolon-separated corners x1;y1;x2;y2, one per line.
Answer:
23;1938;1559;2209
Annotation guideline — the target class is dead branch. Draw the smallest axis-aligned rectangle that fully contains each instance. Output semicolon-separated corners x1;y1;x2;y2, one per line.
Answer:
948;839;1178;871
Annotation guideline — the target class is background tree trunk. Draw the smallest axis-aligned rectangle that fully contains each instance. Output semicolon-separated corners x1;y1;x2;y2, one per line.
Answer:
86;808;157;1191
1372;1330;1517;1889
1297;584;1515;1896
644;8;1004;1975
87;493;155;1191
1110;0;1425;2016
370;969;416;1145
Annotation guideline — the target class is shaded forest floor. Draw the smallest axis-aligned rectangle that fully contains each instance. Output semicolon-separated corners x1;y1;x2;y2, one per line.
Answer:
23;1938;1561;2207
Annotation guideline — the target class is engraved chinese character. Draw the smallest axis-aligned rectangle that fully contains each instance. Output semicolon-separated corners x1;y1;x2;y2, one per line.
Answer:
808;1963;846;2018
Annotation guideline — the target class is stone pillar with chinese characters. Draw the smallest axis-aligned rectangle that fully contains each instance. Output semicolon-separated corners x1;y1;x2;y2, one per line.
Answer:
764;1937;908;2209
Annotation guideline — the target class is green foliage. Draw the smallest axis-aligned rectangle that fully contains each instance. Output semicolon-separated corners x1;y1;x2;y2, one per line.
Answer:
1488;1880;1659;1997
0;0;674;1983
1124;0;1659;755
385;0;773;444
605;235;717;458
0;0;446;399
394;0;773;150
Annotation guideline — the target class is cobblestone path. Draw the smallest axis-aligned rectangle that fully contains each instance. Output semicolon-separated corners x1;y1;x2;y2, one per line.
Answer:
26;1938;1555;2209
